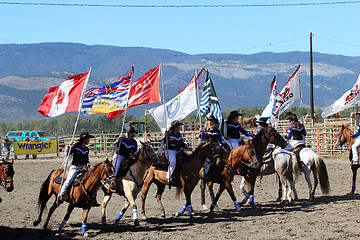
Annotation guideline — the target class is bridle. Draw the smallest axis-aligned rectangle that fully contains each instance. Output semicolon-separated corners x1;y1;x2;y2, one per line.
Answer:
238;146;259;168
88;161;116;188
0;162;14;190
136;144;158;167
336;129;346;147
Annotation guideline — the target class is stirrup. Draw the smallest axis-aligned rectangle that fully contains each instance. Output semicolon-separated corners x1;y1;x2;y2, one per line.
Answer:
352;161;359;165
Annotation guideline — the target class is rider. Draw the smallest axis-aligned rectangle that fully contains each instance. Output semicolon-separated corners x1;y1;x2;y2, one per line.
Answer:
58;132;95;203
112;126;138;177
162;120;187;184
200;115;229;181
350;116;360;164
284;114;307;151
224;111;253;149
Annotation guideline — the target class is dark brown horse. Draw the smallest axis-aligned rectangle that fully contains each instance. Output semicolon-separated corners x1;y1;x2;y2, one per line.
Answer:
336;124;359;196
239;116;257;128
141;142;222;219
100;142;158;226
0;159;15;203
33;159;116;236
208;126;287;212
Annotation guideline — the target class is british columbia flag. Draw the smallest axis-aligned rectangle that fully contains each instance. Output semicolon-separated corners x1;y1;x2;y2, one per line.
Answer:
81;67;133;115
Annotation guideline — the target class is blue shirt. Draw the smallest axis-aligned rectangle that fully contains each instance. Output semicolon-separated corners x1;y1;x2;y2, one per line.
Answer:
285;124;307;140
225;120;252;139
118;137;138;157
161;132;187;151
351;123;360;138
200;128;229;148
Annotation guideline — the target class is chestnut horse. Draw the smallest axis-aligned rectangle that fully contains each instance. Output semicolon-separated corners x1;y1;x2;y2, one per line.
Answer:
100;143;158;226
141;142;222;219
33;159;116;236
336;124;359;196
0;159;15;203
208;126;287;212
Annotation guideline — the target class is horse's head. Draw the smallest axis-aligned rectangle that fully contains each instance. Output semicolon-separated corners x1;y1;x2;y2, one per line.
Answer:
138;141;158;167
205;143;225;164
232;142;259;169
258;125;287;149
100;158;117;192
0;159;15;192
335;124;349;147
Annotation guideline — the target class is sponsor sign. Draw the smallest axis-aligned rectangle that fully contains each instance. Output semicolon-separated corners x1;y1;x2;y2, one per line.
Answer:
14;140;57;155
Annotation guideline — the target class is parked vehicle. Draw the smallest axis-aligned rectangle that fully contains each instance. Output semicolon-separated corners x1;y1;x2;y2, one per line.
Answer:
6;131;65;151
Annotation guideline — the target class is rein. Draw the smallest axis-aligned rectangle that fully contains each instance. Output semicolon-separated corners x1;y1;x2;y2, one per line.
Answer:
0;163;14;190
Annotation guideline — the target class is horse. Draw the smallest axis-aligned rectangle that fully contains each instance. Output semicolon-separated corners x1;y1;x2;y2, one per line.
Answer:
100;142;158;226
0;159;15;203
33;159;116;236
141;142;222;219
326;112;342;119
208;126;287;212
239;149;300;203
239;116;257;128
335;124;359;196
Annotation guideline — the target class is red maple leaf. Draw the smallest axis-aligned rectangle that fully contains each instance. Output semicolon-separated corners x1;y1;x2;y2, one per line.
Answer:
55;89;65;110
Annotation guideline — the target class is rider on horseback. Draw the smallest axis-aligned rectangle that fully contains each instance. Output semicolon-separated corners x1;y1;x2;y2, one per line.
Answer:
350;115;360;164
58;132;95;203
200;115;229;181
224;111;254;149
112;126;138;177
162;120;187;185
284;115;307;151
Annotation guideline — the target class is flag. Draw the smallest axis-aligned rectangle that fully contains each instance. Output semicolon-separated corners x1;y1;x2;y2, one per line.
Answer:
38;72;90;117
199;71;222;124
261;74;278;118
321;73;360;118
149;74;198;134
270;65;301;125
107;66;160;119
81;68;133;115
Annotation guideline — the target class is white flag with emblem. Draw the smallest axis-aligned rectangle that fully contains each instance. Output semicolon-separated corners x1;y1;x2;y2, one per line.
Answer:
321;74;360;118
149;74;198;134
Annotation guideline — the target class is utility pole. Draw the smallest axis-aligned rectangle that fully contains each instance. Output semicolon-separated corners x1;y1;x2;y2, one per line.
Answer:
310;32;314;120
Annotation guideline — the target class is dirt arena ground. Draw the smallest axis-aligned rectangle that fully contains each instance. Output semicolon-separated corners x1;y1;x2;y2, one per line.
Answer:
1;156;360;240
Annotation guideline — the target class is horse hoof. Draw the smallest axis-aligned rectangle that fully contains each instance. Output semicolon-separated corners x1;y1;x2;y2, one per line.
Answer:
134;219;140;226
348;192;354;197
101;219;106;225
276;197;281;202
55;232;61;237
83;232;89;237
141;216;147;221
202;204;208;210
161;214;166;218
33;220;40;227
175;212;180;217
114;220;119;225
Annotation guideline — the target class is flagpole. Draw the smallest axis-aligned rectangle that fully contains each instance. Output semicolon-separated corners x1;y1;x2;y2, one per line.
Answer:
160;63;169;163
120;64;135;137
298;62;304;125
195;69;202;130
59;67;92;197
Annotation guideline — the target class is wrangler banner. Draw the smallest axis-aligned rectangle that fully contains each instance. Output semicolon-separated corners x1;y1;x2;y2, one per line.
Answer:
13;140;57;155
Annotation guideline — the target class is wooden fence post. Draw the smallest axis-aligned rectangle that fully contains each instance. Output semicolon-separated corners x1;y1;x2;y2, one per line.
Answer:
104;133;107;156
317;127;320;155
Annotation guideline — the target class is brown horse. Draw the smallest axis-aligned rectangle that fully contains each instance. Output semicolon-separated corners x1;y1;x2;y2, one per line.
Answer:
100;142;158;226
0;159;15;203
141;142;222;219
240;116;257;128
336;124;359;196
33;159;116;236
208;126;287;212
326;112;342;119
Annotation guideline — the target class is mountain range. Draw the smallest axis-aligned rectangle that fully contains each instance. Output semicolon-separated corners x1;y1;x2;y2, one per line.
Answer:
1;42;359;122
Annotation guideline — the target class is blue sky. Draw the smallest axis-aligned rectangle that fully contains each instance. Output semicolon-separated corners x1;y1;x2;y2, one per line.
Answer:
1;0;360;56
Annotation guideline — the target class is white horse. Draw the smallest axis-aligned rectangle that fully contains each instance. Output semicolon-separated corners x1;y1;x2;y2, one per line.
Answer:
240;148;300;204
297;147;330;200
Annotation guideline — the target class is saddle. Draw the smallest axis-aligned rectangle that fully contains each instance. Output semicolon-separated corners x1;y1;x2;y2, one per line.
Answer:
262;148;274;165
153;151;187;171
292;144;307;160
54;168;87;187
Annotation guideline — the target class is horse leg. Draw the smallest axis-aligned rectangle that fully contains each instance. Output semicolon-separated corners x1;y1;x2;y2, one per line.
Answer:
33;192;53;227
311;168;319;199
81;207;91;236
43;200;60;230
208;182;215;204
303;167;313;201
58;204;74;233
200;179;206;209
115;199;130;225
124;188;140;226
350;165;358;196
176;184;196;217
240;179;251;206
141;173;154;220
276;174;283;202
101;191;113;224
210;183;226;212
155;182;166;218
224;181;241;212
279;174;288;203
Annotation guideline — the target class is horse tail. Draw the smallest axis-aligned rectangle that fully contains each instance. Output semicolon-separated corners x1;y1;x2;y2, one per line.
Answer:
313;152;330;194
290;152;300;182
37;170;55;210
175;187;182;200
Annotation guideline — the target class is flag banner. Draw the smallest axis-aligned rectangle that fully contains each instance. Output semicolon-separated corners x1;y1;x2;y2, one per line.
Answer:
81;68;133;115
199;71;222;124
270;65;301;125
149;74;198;134
321;74;360;118
13;140;57;155
107;66;160;119
38;72;89;117
261;74;278;118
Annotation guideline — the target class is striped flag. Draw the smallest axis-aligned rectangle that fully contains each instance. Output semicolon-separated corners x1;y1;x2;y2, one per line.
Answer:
199;71;222;124
81;68;133;115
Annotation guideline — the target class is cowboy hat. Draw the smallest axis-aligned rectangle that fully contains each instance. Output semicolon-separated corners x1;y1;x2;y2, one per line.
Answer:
78;132;95;141
288;115;298;121
256;117;269;126
126;126;138;134
170;120;183;130
206;115;219;124
227;111;242;121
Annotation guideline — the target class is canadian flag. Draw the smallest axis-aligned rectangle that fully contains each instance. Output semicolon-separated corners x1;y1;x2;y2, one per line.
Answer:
38;72;90;117
107;66;160;119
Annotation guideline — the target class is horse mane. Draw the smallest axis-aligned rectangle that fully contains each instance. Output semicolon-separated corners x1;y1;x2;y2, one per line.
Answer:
186;142;206;162
82;161;103;182
253;127;266;143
